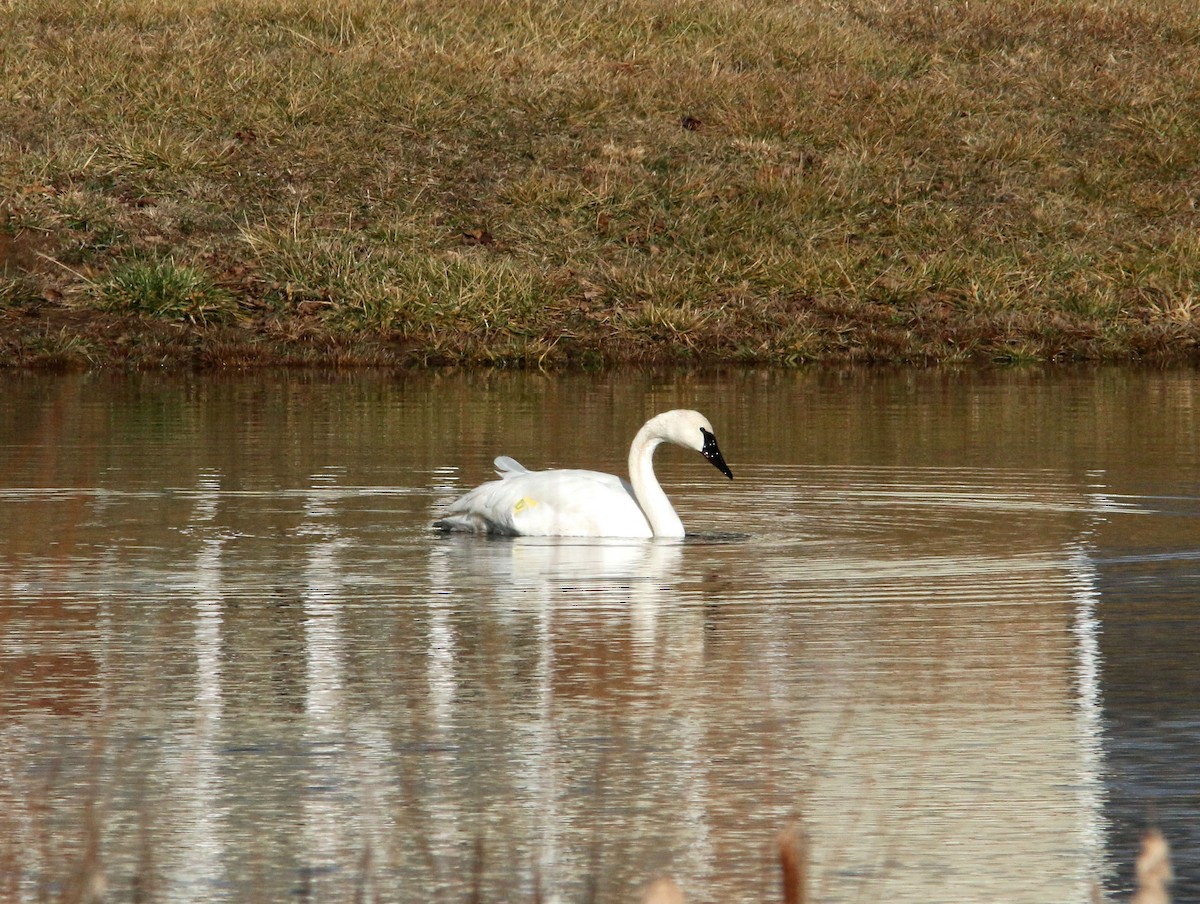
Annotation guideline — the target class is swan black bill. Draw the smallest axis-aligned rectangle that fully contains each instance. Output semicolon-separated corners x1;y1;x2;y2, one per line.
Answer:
699;428;733;479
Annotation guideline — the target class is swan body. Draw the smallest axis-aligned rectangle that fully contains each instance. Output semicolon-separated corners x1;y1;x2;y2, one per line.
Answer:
434;410;733;538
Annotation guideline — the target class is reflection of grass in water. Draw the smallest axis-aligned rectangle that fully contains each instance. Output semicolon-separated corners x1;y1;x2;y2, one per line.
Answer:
7;782;1171;902
3;745;1171;903
7;751;110;903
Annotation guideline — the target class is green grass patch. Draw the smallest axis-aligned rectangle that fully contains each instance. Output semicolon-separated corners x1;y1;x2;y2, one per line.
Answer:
98;259;237;324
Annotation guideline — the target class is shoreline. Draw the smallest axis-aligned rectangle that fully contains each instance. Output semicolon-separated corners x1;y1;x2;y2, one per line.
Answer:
1;301;1197;370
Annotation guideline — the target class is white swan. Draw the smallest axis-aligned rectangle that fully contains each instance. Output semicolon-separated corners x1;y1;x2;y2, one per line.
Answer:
433;409;733;538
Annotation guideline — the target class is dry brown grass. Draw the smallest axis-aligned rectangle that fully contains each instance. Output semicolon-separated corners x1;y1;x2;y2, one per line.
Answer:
3;0;1200;367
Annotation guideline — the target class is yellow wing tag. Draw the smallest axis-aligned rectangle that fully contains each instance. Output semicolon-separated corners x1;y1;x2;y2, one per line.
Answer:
514;497;539;514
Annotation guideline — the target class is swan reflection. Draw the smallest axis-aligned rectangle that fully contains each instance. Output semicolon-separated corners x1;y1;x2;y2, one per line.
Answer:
436;534;683;588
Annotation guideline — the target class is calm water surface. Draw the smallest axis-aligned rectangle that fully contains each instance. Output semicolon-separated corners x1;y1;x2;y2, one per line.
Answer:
1;368;1198;903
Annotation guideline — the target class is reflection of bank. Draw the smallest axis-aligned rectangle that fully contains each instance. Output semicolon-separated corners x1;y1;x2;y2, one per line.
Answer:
784;545;1110;902
295;467;402;904
298;467;354;898
164;469;226;895
159;468;402;903
1068;542;1107;891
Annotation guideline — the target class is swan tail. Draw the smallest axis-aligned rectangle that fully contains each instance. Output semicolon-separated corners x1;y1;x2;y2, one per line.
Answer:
494;456;528;478
434;479;521;534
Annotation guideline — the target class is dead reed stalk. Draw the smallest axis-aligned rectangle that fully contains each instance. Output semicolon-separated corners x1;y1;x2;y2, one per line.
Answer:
640;876;685;904
777;823;808;904
1132;828;1172;904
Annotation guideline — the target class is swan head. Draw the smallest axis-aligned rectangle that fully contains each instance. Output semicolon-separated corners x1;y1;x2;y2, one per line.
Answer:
647;410;734;480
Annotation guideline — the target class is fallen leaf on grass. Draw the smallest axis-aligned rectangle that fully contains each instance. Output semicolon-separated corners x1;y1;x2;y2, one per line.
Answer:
461;227;494;246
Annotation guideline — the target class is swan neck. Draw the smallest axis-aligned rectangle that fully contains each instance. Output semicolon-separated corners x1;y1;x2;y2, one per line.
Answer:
628;424;684;538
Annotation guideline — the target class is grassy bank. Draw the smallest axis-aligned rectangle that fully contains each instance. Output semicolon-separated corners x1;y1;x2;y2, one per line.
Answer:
3;0;1200;368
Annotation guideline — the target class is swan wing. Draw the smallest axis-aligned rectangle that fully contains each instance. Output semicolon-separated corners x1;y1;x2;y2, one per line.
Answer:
436;469;652;538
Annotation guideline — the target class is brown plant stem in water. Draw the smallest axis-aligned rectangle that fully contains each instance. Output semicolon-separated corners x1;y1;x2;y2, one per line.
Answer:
1132;828;1172;904
778;823;808;904
640;877;686;904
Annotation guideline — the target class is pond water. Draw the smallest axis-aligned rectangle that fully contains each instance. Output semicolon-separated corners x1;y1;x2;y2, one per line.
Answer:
1;367;1198;904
